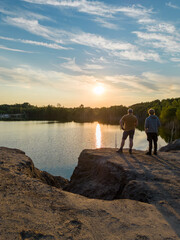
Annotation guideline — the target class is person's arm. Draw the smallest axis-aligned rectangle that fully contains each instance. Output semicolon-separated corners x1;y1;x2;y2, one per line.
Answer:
145;118;148;133
120;117;124;130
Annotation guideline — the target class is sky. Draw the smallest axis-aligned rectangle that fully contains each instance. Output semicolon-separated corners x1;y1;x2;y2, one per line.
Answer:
0;0;180;107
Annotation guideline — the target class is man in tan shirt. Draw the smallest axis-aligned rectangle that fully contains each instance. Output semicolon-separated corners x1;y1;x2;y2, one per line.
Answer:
117;108;138;154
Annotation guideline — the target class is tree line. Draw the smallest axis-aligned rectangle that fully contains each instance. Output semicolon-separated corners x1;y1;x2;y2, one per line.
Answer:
0;98;180;127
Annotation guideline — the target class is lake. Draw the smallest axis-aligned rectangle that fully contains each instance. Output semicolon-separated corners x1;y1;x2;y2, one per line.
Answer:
0;121;167;179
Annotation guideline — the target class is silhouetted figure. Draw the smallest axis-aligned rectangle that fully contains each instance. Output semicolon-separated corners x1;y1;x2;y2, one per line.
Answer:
117;108;138;154
145;109;161;155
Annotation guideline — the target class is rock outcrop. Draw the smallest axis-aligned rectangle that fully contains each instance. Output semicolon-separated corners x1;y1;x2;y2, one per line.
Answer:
0;147;69;189
0;147;180;240
65;149;180;204
159;138;180;152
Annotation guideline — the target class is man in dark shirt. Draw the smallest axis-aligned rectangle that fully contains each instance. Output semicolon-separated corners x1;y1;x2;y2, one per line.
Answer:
145;109;161;155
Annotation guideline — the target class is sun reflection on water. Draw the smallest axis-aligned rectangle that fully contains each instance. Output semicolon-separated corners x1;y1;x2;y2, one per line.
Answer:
96;123;101;148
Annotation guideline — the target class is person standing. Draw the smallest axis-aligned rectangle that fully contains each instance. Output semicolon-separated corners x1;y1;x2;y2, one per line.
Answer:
117;108;138;154
145;109;161;155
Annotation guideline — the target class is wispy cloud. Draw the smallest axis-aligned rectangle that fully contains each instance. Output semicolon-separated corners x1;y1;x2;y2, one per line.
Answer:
84;64;104;70
23;0;115;17
0;65;179;104
133;31;180;53
0;36;69;50
70;32;162;62
0;7;52;21
60;57;103;73
104;72;180;95
4;17;58;40
89;56;108;64
93;17;118;30
104;74;157;92
170;58;180;62
2;3;179;63
3;16;124;50
131;6;180;59
23;0;152;21
70;32;134;51
18;39;68;49
142;72;180;93
0;65;97;91
61;58;85;73
4;16;161;62
21;0;156;45
166;2;180;9
0;45;32;53
138;18;155;24
144;22;176;34
0;65;50;88
112;49;161;62
115;5;153;19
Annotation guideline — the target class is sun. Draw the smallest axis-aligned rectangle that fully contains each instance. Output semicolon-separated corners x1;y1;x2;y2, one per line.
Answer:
93;86;105;95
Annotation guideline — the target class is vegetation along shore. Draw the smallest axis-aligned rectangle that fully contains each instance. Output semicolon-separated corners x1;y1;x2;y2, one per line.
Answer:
1;98;180;142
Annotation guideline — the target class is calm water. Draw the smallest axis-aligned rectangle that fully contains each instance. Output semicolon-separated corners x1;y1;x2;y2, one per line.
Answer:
0;121;167;179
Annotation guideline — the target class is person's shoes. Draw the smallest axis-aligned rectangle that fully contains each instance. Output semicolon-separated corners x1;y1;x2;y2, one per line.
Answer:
129;149;132;154
145;152;151;155
117;148;123;153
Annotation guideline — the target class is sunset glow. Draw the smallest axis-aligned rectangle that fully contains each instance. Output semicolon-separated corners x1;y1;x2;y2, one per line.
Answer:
93;86;105;95
0;0;179;106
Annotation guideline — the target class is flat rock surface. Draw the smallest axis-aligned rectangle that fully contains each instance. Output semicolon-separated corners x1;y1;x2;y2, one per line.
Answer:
0;147;180;240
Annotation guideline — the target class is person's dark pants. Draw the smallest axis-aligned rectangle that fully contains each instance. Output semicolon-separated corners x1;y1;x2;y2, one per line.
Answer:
147;132;158;154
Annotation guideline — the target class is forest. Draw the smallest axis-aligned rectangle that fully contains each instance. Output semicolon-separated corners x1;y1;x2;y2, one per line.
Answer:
1;98;180;141
0;98;180;125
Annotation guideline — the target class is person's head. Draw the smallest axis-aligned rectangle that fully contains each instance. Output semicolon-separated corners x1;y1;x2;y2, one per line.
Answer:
148;108;155;115
128;108;133;114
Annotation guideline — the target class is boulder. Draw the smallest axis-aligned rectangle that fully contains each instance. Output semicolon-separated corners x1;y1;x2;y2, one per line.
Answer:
159;139;180;152
64;149;128;200
0;147;69;189
65;148;180;205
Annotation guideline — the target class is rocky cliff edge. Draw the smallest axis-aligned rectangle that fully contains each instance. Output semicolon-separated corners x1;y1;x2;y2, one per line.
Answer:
0;147;180;240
